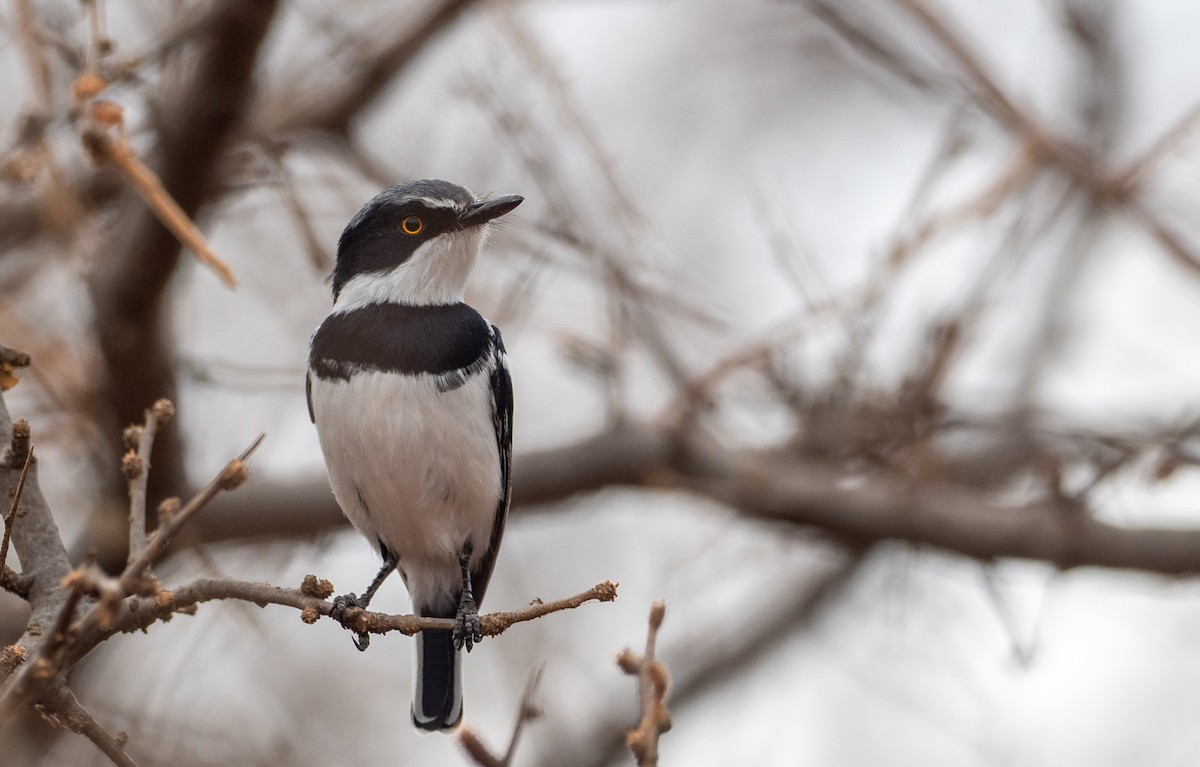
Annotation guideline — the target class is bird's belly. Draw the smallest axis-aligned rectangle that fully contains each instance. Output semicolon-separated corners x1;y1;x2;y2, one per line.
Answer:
309;370;501;585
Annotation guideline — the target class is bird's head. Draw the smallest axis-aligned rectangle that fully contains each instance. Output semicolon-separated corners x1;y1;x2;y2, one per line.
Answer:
330;179;523;309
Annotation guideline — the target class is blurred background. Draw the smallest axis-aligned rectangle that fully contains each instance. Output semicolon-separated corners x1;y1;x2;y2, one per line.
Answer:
3;0;1200;764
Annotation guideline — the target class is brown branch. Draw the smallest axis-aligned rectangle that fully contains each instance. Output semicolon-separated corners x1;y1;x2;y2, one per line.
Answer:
124;400;175;565
263;0;482;137
35;683;138;767
0;444;32;580
120;433;262;593
619;601;671;767
332;579;618;641
0;428;264;730
12;0;53;111
0;396;73;732
81;127;237;288
195;418;1200;577
885;0;1200;281
460;666;544;767
84;0;280;570
0;396;71;654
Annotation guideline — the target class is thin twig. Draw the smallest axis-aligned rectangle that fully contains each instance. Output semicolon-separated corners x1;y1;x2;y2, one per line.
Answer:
81;0;109;75
12;0;53;111
80;128;238;288
316;579;618;641
120;433;263;590
0;444;33;575
1116;99;1200;193
459;666;544;767
44;684;138;767
125;400;174;565
0;433;266;727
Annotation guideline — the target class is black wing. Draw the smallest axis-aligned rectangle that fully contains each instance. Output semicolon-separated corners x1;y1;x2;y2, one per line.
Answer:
305;372;315;423
470;324;512;607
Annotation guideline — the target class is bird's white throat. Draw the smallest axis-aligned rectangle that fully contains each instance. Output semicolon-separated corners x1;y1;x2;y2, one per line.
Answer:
333;227;487;311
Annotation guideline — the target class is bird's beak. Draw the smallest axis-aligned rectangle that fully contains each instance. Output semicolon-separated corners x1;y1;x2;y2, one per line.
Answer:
458;194;524;229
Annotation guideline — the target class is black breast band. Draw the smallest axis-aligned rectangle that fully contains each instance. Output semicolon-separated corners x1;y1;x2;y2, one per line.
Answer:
309;302;491;381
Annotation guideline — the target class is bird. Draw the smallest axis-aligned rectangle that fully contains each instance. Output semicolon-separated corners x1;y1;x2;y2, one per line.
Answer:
306;179;521;731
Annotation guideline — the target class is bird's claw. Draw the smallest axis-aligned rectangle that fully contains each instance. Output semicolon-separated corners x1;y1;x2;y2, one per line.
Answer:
331;593;371;652
453;592;482;652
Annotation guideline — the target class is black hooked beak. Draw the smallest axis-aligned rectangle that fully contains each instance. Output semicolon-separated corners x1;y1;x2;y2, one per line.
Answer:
458;194;523;229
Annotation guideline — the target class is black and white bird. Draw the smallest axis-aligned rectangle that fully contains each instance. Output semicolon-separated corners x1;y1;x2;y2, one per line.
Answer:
306;179;521;731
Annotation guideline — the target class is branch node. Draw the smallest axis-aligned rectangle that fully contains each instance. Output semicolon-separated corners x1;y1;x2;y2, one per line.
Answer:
8;419;31;467
120;450;142;480
300;574;334;599
217;459;249;490
0;644;26;677
150;398;175;425
121;425;142;450
155;497;180;527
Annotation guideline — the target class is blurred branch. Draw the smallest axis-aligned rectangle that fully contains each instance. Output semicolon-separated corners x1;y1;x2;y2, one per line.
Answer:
202;419;1200;576
572;548;865;767
618;601;671;767
459;667;544;767
40;685;137;767
262;0;483;137
83;0;280;569
81;124;238;288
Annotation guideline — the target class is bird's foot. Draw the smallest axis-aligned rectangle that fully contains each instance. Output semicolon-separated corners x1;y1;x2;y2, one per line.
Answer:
452;591;482;652
331;593;371;652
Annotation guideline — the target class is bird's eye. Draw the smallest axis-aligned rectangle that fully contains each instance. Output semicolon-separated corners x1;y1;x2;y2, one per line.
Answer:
401;216;424;236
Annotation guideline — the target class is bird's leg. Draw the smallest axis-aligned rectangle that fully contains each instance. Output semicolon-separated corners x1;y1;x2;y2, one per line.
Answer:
331;552;397;652
452;542;482;652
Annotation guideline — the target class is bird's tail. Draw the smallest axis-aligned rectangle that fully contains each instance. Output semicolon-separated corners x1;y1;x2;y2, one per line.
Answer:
412;616;463;731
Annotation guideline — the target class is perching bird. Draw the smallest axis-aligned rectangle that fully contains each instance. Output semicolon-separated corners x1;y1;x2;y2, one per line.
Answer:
306;179;521;730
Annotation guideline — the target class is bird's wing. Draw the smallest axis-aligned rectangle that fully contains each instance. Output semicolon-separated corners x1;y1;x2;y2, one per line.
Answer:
305;371;315;423
471;324;512;606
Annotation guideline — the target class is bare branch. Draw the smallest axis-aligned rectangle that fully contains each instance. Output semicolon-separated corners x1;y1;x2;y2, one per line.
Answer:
196;417;1200;578
459;666;544;767
81;125;237;288
0;394;72;662
1;443;34;595
84;0;281;570
124;399;175;565
41;684;138;767
262;0;483;137
120;433;263;592
619;601;671;767
334;580;618;642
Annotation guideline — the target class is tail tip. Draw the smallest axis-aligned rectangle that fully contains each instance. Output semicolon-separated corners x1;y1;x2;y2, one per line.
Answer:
412;705;463;733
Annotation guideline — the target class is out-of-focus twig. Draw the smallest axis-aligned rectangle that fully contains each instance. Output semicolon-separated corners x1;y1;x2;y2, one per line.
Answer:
81;126;237;288
460;666;544;767
619;601;671;767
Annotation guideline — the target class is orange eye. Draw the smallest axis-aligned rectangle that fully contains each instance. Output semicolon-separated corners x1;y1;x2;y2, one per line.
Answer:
401;216;424;235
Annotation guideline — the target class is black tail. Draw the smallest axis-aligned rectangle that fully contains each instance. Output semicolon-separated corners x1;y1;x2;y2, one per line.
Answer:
412;626;462;731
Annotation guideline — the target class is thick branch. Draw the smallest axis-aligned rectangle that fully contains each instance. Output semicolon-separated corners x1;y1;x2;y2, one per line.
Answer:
202;422;1200;576
0;380;71;678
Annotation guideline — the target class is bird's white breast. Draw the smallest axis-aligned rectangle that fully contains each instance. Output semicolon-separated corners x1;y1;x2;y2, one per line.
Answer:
308;368;501;606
